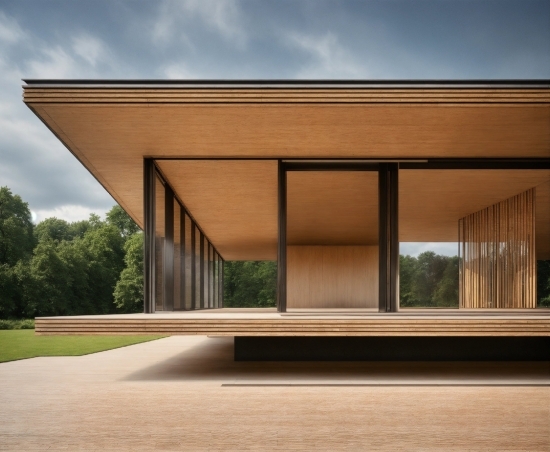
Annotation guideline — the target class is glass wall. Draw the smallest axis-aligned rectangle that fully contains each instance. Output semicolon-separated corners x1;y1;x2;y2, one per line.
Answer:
399;169;550;309
153;168;224;311
154;175;165;311
286;170;379;309
184;213;193;310
173;200;182;310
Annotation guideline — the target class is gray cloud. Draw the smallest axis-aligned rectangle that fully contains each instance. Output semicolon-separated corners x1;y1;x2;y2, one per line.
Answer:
0;0;548;222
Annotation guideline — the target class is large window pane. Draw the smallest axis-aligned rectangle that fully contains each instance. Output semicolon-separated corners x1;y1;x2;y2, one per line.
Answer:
173;200;182;310
399;170;550;309
184;213;193;310
154;175;165;311
202;234;209;308
213;252;219;308
286;171;378;309
195;225;201;309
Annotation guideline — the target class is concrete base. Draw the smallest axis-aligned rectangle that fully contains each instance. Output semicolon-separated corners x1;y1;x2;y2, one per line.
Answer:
234;336;550;361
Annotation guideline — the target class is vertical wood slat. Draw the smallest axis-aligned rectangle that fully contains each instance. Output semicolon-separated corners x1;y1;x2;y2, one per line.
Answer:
459;188;536;309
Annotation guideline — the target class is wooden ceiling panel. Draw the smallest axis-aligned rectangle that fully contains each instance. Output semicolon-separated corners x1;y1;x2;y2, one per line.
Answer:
156;160;278;261
288;172;378;245
399;170;550;258
24;87;550;261
35;104;550;160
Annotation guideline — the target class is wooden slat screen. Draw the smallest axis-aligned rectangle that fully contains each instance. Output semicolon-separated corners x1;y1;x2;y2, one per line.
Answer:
459;188;536;309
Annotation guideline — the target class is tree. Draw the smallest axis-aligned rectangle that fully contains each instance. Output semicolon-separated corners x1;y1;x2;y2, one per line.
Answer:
19;239;71;317
0;187;34;266
34;217;71;243
399;252;459;308
223;261;277;307
114;233;144;313
0;264;17;318
432;256;459;307
537;260;550;307
106;205;140;240
75;223;125;314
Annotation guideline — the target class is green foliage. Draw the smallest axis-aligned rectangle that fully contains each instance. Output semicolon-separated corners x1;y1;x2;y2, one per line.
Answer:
34;217;71;243
223;261;277;307
537;260;550;307
0;330;164;363
0;186;34;266
0;319;34;329
399;252;459;308
114;233;144;313
0;186;141;319
106;205;141;239
0;264;17;318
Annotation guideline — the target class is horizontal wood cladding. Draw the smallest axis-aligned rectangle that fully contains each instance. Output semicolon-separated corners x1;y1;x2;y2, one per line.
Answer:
23;88;550;103
35;317;550;336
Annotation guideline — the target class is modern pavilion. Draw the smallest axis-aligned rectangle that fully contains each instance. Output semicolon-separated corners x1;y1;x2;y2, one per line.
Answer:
24;80;550;360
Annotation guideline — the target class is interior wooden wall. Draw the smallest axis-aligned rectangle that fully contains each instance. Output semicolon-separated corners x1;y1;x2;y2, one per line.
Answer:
287;246;379;309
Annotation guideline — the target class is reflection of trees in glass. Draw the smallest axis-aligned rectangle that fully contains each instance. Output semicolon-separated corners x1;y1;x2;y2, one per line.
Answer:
400;252;459;308
538;261;550;307
223;261;277;308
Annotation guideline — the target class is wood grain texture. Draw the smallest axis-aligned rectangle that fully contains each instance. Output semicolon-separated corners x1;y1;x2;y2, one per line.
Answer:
287;172;378;245
23;87;550;263
287;246;379;309
34;310;550;336
157;160;278;260
23;87;550;103
26;101;550;233
460;189;536;309
400;170;550;259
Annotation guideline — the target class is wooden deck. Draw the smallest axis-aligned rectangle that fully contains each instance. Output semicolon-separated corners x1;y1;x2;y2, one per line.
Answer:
35;308;550;336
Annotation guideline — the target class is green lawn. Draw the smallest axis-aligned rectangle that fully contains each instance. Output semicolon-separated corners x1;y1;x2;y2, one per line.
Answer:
0;330;166;363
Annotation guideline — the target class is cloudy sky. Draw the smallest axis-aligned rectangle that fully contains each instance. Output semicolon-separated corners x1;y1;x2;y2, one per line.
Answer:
0;0;549;254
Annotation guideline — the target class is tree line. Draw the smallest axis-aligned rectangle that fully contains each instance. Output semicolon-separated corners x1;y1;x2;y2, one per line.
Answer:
0;187;142;319
1;185;549;319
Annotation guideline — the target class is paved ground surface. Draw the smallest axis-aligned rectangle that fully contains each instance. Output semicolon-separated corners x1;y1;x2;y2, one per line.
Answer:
1;335;549;451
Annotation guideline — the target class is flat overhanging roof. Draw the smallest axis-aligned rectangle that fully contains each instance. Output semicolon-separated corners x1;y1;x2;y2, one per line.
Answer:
23;80;550;260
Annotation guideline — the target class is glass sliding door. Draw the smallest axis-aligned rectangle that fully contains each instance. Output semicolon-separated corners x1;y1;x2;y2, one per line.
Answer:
154;175;165;311
285;169;379;310
399;169;550;309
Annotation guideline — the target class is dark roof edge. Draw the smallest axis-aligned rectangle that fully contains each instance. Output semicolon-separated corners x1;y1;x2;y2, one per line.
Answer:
22;79;550;89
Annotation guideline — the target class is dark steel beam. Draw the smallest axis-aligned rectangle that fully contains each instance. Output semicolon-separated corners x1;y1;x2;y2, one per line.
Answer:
143;159;156;313
163;185;174;311
24;79;550;89
191;222;196;310
379;163;399;312
277;160;287;312
221;259;225;308
200;232;205;309
180;206;186;310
